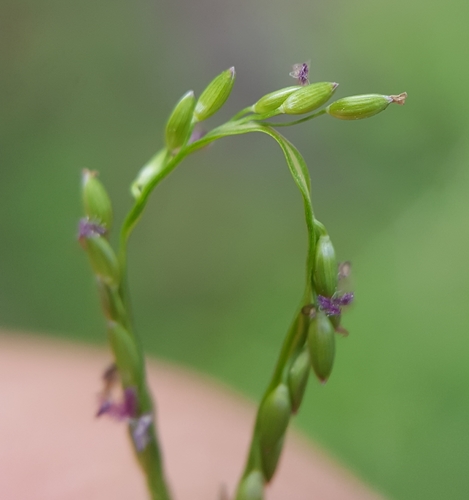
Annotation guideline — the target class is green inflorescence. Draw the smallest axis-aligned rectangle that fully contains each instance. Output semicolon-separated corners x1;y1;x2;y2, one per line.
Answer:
79;66;406;500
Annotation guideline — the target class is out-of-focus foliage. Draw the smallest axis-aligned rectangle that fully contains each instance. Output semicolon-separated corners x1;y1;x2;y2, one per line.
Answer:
1;0;468;498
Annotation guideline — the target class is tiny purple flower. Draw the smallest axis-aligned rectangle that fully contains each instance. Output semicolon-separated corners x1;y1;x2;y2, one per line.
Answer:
317;295;341;316
130;414;153;452
96;399;114;417
317;292;354;316
78;218;107;239
188;127;207;144
290;62;310;86
96;386;138;420
96;386;152;451
337;292;354;306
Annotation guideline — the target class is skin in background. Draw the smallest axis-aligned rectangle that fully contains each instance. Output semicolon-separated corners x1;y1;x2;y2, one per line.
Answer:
0;332;384;500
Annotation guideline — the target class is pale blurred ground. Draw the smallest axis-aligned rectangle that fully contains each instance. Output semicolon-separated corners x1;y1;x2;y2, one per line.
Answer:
0;332;384;500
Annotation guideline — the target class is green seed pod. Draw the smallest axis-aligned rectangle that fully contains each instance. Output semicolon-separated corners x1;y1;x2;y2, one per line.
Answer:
165;90;196;152
252;86;301;114
236;470;264;500
261;434;285;482
194;67;236;121
131;149;168;199
82;170;112;231
313;235;338;297
258;384;290;479
326;92;407;120
279;82;338;115
288;347;310;414
308;311;335;383
83;235;120;287
97;280;127;323
258;384;291;450
107;321;142;388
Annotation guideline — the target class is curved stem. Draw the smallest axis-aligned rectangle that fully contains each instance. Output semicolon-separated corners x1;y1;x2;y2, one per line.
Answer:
228;106;254;121
115;118;318;500
261;108;326;127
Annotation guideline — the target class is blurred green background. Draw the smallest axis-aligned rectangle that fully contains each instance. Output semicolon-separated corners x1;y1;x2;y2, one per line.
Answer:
1;0;468;498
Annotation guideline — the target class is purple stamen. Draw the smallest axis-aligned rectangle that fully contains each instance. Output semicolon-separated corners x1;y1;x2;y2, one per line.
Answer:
130;414;153;452
96;386;138;420
317;295;341;316
188;127;207;144
122;387;138;418
96;399;114;418
317;292;354;316
337;292;354;306
78;218;107;239
290;62;310;86
96;386;152;452
297;63;309;85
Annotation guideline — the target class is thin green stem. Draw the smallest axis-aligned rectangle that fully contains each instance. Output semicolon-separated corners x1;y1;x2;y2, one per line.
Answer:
133;424;172;500
235;110;279;125
228;106;254;121
261;108;327;127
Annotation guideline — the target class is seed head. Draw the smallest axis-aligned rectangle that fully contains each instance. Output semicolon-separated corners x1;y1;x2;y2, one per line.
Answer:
308;311;336;383
326;92;407;120
80;233;120;286
313;234;338;297
194;67;236;122
258;384;291;481
165;90;196;153
81;170;113;231
279;82;338;115
252;86;301;114
288;348;310;413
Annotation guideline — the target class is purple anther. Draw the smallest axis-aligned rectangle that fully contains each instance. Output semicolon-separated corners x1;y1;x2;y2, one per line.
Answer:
337;292;354;306
317;295;342;316
290;62;310;86
78;218;107;239
130;414;153;452
318;292;354;316
96;386;138;420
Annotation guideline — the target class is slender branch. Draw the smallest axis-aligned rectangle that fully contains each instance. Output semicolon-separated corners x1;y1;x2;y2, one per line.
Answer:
261;108;327;127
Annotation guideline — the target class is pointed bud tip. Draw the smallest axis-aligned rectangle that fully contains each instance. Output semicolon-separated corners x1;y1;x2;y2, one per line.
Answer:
194;68;236;121
78;218;107;240
332;82;339;90
81;168;97;185
389;92;407;105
